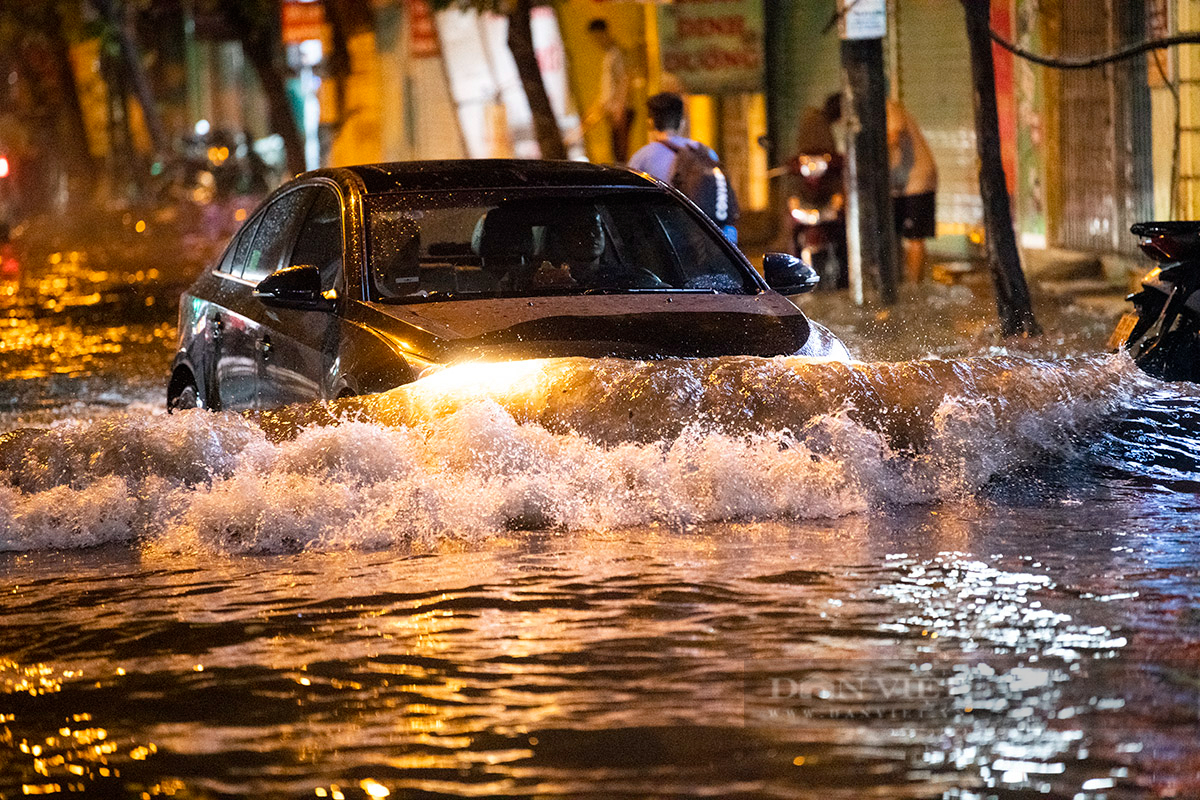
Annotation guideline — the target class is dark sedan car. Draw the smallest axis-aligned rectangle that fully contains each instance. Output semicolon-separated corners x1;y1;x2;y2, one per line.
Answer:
168;159;850;411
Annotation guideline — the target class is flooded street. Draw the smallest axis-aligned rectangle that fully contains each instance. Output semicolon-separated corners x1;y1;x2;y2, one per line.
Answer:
2;232;1200;799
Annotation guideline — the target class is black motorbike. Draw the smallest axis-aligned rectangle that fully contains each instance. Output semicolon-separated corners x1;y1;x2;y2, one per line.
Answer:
782;152;846;290
1111;221;1200;382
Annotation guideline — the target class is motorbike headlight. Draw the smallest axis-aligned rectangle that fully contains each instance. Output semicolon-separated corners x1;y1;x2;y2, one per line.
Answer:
791;207;822;226
798;157;829;179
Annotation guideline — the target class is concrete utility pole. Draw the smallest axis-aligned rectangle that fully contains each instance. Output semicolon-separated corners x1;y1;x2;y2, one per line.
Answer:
839;0;898;306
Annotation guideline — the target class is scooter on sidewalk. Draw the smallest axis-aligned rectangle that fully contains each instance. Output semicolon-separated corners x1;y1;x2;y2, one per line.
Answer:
1110;221;1200;382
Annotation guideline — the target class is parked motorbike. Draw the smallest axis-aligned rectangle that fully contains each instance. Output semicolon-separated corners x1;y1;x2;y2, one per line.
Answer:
783;151;846;290
1111;221;1200;382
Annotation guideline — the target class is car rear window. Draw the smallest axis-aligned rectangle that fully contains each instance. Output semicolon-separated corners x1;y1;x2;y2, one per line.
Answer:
365;190;756;301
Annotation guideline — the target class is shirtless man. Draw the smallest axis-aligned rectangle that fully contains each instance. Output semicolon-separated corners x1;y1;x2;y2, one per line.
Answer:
887;99;938;284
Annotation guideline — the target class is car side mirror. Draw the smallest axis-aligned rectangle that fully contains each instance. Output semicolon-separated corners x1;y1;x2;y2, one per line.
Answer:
254;264;333;310
763;252;820;294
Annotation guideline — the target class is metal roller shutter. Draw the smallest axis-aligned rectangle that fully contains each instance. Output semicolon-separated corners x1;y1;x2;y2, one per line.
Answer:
1058;0;1153;255
894;0;981;238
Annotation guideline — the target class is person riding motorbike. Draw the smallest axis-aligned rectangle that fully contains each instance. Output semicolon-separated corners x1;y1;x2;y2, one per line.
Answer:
781;94;846;289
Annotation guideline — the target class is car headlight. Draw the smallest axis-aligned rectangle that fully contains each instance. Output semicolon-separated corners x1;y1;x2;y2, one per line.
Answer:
414;359;549;392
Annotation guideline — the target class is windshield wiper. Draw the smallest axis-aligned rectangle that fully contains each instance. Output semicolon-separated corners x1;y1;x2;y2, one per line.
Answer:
376;291;467;303
582;287;718;295
375;287;727;302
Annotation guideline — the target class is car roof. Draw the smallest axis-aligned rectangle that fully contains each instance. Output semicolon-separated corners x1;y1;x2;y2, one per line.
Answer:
317;159;660;195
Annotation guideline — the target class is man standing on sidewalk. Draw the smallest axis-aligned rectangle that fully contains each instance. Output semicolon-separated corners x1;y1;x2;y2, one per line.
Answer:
888;98;938;284
628;92;739;243
581;19;634;163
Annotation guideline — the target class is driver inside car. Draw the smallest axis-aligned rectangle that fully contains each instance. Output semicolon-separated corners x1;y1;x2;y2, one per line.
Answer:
541;207;666;290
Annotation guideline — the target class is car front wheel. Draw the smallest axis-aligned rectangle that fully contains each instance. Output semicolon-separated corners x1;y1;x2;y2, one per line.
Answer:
168;382;199;413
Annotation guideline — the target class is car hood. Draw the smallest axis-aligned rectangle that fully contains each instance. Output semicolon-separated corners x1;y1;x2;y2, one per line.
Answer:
364;292;816;360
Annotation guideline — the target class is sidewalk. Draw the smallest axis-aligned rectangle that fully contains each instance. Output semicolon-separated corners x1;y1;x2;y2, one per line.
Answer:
767;246;1146;361
1019;246;1147;318
740;235;1146;315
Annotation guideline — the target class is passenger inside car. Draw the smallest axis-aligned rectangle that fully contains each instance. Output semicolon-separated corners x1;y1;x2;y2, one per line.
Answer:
547;206;666;290
540;207;603;289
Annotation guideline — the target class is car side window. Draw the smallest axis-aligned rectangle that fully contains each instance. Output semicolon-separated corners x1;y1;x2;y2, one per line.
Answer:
289;187;343;293
243;188;312;284
215;214;261;279
655;204;750;291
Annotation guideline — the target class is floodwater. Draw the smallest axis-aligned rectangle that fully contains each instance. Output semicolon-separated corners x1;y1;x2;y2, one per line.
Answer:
2;226;1199;799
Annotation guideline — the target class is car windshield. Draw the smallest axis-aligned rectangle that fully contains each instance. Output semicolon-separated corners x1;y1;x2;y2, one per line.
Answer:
365;189;757;301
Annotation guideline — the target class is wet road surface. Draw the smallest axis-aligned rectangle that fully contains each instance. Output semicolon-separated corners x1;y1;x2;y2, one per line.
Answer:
1;224;1198;799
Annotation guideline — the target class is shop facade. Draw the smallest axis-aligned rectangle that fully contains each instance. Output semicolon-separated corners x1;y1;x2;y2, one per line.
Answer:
766;0;1173;261
169;0;1184;262
557;0;773;232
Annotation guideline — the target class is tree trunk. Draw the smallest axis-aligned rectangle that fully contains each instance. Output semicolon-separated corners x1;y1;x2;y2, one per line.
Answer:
324;0;375;126
91;0;170;157
222;0;307;177
43;3;97;196
101;33;139;198
507;0;565;160
962;0;1041;337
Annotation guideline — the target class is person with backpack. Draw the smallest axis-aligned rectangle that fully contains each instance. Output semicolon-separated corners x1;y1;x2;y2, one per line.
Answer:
627;92;740;243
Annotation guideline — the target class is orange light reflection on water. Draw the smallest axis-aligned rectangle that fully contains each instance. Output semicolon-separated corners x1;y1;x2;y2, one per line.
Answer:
0;660;177;797
0;247;176;382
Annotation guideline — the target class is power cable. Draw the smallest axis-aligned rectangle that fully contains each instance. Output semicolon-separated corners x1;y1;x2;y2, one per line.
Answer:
989;28;1200;70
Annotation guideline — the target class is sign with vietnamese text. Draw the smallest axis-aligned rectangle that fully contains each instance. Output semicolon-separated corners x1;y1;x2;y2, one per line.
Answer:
657;0;764;95
840;0;887;41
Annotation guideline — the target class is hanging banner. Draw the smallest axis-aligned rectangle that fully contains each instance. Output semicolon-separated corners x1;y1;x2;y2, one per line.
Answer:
657;0;764;95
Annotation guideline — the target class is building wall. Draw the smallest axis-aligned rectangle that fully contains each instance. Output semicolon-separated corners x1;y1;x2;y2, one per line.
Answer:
1176;0;1200;218
324;31;383;167
557;1;649;164
893;0;981;240
1150;66;1175;221
764;0;842;169
1051;0;1153;255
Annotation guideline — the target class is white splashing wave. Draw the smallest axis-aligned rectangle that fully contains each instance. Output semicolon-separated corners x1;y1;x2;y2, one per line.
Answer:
0;354;1145;554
